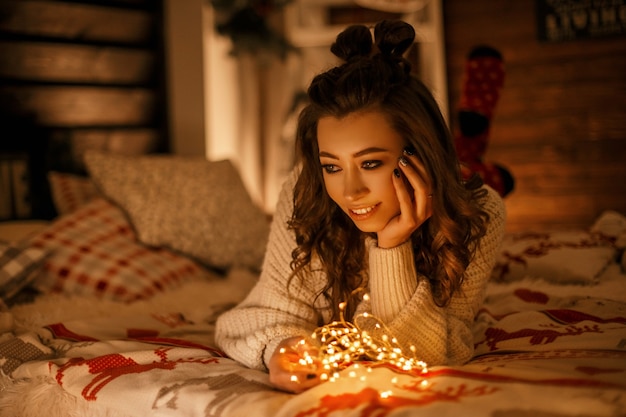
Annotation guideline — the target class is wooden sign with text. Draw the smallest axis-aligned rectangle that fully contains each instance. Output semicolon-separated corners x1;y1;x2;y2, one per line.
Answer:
536;0;626;41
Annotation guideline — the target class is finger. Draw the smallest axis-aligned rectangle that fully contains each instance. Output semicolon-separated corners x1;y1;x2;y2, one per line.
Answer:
398;158;432;221
403;148;431;186
270;367;322;393
398;156;430;197
392;169;417;222
275;342;321;378
289;369;323;391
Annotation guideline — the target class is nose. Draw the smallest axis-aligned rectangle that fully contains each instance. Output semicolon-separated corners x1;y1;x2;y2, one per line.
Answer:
343;170;369;201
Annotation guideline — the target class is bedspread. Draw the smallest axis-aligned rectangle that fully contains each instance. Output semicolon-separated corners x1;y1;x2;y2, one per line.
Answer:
2;273;625;417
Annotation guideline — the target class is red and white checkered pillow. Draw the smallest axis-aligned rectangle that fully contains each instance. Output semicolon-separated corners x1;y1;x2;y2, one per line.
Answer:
48;171;99;215
29;198;210;301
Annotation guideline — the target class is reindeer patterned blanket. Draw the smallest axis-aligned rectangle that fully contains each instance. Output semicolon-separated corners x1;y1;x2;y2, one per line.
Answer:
0;272;626;417
2;267;625;417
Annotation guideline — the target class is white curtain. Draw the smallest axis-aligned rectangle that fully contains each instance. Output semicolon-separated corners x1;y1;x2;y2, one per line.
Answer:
205;43;301;212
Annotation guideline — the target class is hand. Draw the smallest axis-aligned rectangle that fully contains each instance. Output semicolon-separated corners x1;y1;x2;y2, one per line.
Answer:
377;150;433;248
268;336;322;393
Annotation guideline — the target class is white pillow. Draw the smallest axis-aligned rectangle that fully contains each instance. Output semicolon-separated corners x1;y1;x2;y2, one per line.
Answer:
491;230;617;284
84;152;270;271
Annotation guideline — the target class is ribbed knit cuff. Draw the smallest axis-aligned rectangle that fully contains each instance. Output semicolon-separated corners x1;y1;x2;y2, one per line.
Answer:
367;239;418;321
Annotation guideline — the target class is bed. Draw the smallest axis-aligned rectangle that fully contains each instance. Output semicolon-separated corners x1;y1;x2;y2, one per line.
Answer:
1;151;625;417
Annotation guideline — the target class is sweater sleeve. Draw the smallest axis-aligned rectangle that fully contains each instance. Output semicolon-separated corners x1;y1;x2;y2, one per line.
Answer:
215;169;322;371
364;185;506;366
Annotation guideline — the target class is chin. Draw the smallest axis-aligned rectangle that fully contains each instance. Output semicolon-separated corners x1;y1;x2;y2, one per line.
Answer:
352;221;385;234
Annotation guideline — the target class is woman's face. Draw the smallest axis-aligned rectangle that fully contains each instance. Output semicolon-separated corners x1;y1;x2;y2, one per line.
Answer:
317;111;406;233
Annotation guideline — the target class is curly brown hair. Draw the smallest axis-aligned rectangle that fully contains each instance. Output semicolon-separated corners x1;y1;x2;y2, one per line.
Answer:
288;20;489;321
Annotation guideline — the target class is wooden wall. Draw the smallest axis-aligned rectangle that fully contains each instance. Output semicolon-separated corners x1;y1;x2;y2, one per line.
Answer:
0;0;167;219
443;0;626;232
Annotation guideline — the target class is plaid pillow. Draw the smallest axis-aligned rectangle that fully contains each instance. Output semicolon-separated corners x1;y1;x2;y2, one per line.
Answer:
29;198;211;301
0;241;48;303
48;171;99;215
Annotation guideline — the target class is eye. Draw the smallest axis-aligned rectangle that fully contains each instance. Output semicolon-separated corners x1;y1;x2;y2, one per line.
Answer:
362;160;382;170
321;164;340;174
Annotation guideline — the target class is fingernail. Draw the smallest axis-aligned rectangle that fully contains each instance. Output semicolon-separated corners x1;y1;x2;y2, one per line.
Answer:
403;146;415;156
398;156;408;167
393;168;401;178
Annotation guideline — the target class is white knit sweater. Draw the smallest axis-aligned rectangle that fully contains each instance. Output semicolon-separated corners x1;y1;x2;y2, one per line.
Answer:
215;169;506;371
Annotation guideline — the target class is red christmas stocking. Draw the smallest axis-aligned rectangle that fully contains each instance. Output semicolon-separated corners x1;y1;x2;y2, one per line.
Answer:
455;46;514;197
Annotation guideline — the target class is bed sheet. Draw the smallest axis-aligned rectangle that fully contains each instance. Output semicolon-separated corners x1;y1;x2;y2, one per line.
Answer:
1;268;625;417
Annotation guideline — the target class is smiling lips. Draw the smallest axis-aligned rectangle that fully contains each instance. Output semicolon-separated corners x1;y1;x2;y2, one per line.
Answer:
349;203;380;220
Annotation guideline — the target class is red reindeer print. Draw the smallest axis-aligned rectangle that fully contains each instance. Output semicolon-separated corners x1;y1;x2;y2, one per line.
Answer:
476;324;602;352
544;309;626;326
46;323;99;342
576;366;624;376
492;232;615;281
295;383;498;417
514;288;550;304
150;313;194;328
55;348;218;401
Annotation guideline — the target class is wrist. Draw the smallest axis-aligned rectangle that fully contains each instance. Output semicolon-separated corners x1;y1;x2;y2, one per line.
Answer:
377;235;409;249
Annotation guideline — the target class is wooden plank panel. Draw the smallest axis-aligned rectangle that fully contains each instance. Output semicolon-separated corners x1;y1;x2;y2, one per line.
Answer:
444;2;537;47
449;54;626;90
32;0;154;6
449;98;625;148
444;0;626;231
503;192;626;233
447;41;626;70
485;114;626;144
469;112;626;145
448;48;626;109
488;140;626;164
0;1;154;44
470;83;622;117
0;41;155;84
76;0;154;6
63;128;162;155
47;127;162;171
446;39;626;71
328;6;401;25
501;162;626;194
0;85;156;126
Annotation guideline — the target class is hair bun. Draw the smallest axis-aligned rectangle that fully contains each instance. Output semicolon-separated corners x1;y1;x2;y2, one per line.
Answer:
374;20;415;57
330;25;373;61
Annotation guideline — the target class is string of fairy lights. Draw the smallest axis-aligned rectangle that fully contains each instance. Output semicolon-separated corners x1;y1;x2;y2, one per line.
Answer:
283;294;429;393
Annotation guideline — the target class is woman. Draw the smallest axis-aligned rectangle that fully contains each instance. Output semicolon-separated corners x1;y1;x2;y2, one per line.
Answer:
215;20;505;393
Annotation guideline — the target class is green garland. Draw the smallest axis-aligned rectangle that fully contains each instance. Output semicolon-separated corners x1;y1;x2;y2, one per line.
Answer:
209;0;296;59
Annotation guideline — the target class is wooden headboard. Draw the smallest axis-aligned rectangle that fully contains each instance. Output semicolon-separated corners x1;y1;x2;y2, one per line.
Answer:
0;0;168;220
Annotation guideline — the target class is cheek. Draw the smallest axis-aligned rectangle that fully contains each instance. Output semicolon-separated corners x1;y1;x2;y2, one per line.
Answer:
373;173;402;212
373;171;397;197
322;176;342;204
382;179;401;208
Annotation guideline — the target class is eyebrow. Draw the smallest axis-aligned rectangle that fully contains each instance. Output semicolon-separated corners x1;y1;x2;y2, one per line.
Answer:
319;147;391;159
